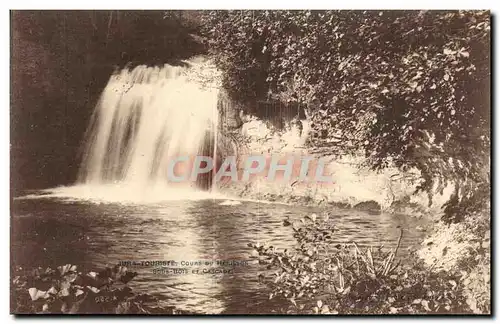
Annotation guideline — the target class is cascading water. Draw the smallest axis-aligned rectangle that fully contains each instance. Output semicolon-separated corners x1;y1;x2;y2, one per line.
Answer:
72;60;222;201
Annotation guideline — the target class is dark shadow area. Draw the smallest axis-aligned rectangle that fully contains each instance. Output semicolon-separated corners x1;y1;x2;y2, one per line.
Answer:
253;100;307;130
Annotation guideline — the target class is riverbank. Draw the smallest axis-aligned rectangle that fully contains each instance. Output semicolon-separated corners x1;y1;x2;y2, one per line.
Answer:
215;104;490;314
216;109;453;217
249;209;490;314
219;163;490;314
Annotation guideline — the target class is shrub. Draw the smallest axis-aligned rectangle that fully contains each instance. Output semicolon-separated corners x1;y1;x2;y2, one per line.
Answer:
202;10;490;222
11;264;187;314
250;214;475;314
419;203;490;314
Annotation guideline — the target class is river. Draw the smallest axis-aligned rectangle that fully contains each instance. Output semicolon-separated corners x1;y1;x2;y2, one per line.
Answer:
11;192;426;314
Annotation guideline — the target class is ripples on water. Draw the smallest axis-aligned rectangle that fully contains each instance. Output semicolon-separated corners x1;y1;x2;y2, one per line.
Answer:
11;193;426;314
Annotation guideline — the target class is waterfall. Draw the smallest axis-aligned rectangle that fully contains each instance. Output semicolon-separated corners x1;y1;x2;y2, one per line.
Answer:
78;62;219;191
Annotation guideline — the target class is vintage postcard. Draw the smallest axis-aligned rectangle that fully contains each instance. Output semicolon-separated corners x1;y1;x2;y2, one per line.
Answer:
10;10;491;315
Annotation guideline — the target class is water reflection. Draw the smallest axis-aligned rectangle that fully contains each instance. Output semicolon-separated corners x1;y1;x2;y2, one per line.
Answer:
11;198;426;314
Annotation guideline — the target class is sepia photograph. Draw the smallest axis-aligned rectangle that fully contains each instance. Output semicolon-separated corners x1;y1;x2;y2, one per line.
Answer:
9;9;491;315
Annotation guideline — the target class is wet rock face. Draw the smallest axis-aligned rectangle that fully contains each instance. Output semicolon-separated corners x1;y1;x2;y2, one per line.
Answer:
218;90;244;131
217;89;308;133
353;200;382;214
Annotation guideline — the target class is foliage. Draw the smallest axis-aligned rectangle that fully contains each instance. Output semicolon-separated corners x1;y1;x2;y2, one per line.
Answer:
202;10;490;222
420;204;490;314
250;214;480;314
461;252;490;314
11;264;187;314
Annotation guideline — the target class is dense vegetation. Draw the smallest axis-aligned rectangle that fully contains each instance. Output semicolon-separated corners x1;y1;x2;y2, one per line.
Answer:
201;10;490;315
201;10;490;223
11;264;189;314
11;10;490;315
250;213;489;314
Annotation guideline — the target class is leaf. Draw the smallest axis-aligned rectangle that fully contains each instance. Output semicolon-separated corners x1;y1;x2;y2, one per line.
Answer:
58;264;72;276
317;300;323;308
119;271;138;284
86;286;100;293
63;272;78;284
444;74;450;81
443;48;456;55
28;288;38;300
421;300;431;312
61;302;69;313
59;288;70;297
28;288;47;301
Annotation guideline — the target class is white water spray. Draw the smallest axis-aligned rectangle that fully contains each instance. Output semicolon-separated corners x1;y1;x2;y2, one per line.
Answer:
78;61;220;193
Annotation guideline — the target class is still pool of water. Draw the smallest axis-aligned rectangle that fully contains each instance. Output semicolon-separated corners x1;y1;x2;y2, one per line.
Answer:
11;195;426;314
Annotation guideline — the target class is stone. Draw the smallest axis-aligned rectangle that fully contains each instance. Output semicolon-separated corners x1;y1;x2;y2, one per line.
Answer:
353;200;382;214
